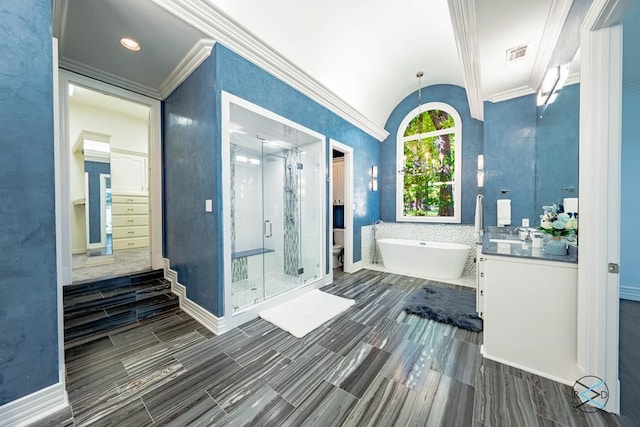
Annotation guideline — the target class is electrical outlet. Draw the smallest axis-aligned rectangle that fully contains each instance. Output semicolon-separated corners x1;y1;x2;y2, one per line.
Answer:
522;218;529;227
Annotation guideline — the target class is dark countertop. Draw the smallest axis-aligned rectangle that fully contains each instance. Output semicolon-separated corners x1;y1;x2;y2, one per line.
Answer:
480;227;578;264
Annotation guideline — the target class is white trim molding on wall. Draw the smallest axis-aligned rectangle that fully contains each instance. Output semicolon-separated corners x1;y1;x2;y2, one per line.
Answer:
163;259;230;335
329;139;355;274
576;0;634;414
57;70;164;283
52;36;69;427
620;286;640;302
0;382;68;427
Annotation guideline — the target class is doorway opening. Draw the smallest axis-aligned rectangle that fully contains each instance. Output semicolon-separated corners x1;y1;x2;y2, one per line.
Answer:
58;71;163;284
330;139;354;276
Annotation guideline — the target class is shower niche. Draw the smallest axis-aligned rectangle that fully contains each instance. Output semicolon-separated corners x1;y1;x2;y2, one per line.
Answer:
222;93;326;319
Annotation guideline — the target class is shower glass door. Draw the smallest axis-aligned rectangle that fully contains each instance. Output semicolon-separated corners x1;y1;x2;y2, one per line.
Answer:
231;141;307;313
228;100;324;315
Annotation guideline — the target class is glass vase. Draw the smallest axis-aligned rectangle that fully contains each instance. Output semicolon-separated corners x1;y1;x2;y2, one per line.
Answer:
545;236;568;256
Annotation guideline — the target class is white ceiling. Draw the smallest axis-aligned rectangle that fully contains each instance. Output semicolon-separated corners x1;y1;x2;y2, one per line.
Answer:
54;0;584;136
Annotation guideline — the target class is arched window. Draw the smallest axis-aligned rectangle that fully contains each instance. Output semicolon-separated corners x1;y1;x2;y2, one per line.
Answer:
396;102;462;223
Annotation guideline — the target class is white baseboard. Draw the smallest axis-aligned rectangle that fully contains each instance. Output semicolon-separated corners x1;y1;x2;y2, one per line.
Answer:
163;258;230;335
620;285;640;302
349;260;364;273
0;382;68;427
480;345;574;387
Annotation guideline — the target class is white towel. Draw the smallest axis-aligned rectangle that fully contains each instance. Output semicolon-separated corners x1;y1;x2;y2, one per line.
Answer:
474;194;484;243
497;199;511;226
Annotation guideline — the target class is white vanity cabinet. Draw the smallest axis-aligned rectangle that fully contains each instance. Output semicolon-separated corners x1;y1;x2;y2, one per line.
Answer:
111;194;149;251
480;254;578;384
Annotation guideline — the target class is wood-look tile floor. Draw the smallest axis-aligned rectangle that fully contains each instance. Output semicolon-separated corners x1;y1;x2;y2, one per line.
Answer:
36;269;630;426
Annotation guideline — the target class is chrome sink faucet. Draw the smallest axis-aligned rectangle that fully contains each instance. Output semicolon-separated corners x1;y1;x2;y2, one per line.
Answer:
514;227;531;241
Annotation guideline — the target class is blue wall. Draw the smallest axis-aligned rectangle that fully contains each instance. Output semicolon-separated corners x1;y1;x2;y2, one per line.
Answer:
163;45;380;317
483;89;580;229
84;160;111;243
0;1;58;405
380;84;484;224
484;94;538;227
621;88;640;297
620;0;640;300
535;84;580;213
163;54;221;315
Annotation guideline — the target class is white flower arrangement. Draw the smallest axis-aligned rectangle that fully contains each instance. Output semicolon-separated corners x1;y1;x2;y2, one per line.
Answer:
539;204;578;237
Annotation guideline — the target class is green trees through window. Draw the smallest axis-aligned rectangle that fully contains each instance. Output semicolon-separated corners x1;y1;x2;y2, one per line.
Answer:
397;103;461;222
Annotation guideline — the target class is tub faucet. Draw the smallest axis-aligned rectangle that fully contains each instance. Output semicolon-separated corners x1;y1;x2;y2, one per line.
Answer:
372;220;384;263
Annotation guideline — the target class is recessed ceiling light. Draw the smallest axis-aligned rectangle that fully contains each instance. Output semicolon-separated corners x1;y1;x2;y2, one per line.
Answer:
120;37;141;52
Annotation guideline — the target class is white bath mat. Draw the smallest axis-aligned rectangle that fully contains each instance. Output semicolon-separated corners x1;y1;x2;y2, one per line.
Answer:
259;289;355;338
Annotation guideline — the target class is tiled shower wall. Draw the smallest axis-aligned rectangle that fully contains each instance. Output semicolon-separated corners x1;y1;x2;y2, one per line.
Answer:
283;149;300;276
361;222;477;276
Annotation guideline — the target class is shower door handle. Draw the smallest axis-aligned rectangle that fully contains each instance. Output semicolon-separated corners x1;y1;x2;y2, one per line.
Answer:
264;220;273;238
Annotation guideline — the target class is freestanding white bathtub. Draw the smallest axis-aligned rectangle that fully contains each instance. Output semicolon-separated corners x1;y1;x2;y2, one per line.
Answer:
377;238;471;280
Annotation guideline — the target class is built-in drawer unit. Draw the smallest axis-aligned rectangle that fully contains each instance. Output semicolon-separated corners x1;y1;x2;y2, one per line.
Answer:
111;193;149;252
112;203;148;216
112;226;148;239
112;215;148;228
112;195;148;204
113;236;149;251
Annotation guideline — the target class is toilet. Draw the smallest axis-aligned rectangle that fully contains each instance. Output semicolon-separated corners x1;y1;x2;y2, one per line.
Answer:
332;228;344;268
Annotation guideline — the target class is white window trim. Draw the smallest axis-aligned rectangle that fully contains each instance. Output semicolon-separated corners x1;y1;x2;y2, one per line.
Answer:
395;102;462;223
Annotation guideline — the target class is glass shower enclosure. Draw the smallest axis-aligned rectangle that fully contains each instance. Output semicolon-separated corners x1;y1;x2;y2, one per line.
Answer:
228;103;322;313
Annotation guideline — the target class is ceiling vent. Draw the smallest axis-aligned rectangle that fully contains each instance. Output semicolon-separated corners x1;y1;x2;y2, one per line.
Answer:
506;44;528;64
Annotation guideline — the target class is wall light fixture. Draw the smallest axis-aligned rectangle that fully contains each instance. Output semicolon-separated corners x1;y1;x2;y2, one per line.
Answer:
536;64;569;107
370;165;378;191
477;154;484;187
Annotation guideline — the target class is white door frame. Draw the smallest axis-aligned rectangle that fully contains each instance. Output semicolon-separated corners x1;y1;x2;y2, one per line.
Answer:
577;0;633;413
57;70;163;285
329;139;355;274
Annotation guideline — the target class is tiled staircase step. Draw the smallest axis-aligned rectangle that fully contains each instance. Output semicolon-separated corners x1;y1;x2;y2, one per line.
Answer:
64;292;177;341
65;311;139;343
104;293;178;317
64;269;163;298
63;269;179;346
64;275;131;298
64;279;172;317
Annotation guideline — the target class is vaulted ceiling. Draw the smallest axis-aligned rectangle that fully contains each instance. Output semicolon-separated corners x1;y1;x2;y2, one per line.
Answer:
53;0;587;140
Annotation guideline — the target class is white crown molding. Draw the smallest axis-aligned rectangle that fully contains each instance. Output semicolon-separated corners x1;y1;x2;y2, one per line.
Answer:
620;285;640;302
159;39;215;99
583;0;632;30
0;382;68;427
51;0;68;41
565;72;581;86
486;85;536;103
529;0;574;92
447;0;484;121
486;72;580;104
163;259;230;335
59;56;162;99
149;0;389;141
